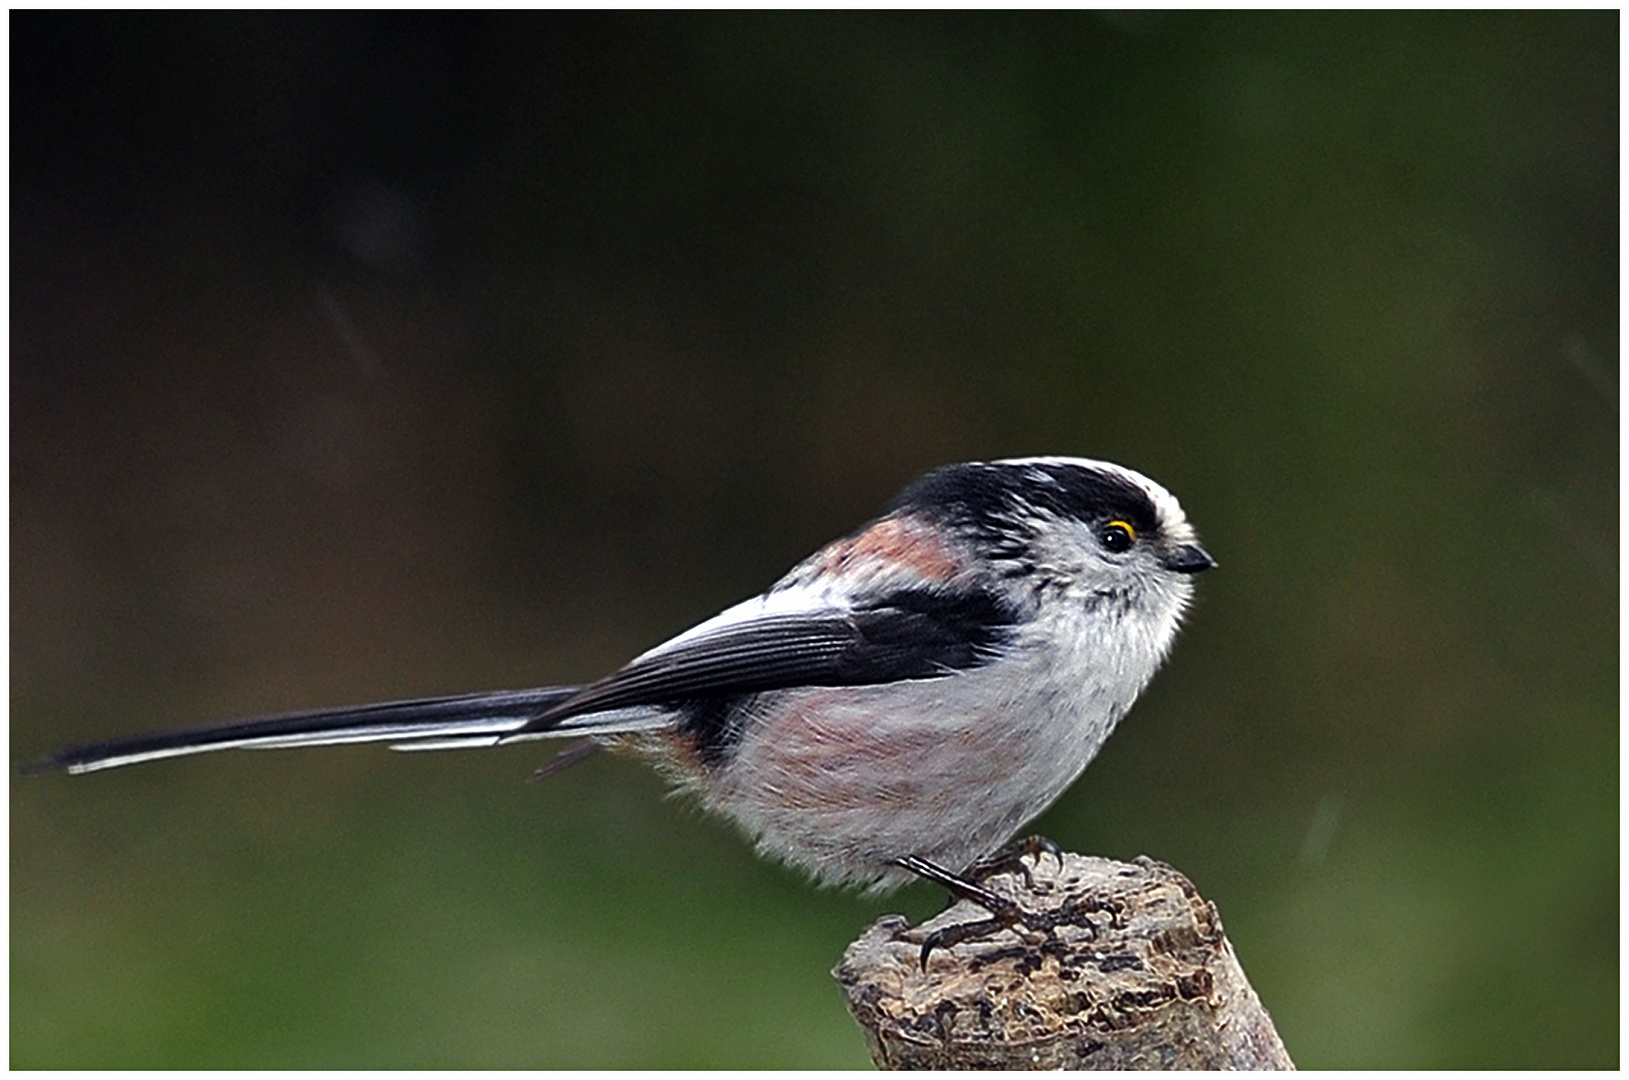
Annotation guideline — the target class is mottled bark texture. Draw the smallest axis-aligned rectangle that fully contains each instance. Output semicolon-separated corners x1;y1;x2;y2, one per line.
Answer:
833;853;1293;1070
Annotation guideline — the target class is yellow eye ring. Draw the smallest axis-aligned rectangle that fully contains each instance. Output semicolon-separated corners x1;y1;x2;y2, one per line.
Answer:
1100;520;1137;553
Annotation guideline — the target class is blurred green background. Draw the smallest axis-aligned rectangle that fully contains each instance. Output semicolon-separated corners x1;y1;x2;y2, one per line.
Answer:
10;11;1617;1068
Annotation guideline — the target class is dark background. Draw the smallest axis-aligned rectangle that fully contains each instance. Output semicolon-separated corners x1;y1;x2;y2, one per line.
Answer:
11;12;1617;1068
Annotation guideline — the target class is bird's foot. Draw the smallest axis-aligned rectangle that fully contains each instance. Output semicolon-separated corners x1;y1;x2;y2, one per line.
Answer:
964;834;1063;888
894;843;1119;970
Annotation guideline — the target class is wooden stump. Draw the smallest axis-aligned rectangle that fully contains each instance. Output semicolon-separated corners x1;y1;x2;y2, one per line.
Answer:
833;853;1293;1070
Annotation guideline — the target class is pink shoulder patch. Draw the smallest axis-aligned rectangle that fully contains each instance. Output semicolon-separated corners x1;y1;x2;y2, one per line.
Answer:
811;515;962;582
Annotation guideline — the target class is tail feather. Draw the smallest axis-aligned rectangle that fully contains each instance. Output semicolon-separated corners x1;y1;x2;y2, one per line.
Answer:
25;686;671;775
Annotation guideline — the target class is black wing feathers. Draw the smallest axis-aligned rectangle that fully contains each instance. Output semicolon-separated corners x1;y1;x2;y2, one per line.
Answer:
514;619;859;727
514;585;1017;736
842;587;1018;680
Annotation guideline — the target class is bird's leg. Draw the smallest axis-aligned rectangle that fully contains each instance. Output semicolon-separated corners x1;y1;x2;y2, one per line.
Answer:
895;854;1026;966
894;841;1114;970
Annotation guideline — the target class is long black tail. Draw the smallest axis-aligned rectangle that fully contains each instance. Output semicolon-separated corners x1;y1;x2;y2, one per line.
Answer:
23;685;672;775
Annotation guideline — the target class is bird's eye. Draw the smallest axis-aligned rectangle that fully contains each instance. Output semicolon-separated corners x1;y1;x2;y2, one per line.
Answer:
1099;520;1136;553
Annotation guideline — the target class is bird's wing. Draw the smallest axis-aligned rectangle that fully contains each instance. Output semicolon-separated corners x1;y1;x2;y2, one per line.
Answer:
30;585;1018;774
509;583;1017;736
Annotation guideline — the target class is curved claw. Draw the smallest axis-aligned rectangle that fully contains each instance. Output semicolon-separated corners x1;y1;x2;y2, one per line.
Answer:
965;834;1064;889
918;914;1011;969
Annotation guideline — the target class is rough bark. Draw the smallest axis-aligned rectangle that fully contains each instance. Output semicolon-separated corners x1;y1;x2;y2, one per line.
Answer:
833;853;1293;1070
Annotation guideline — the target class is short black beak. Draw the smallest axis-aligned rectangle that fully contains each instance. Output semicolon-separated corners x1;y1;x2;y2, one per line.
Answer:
1163;543;1216;574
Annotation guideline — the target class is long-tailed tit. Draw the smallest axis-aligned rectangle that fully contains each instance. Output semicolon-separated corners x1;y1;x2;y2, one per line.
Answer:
30;456;1213;896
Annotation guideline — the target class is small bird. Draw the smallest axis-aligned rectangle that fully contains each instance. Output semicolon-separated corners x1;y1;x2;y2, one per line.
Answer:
30;457;1213;898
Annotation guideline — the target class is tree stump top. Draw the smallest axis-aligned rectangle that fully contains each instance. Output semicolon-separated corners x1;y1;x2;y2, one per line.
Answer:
832;853;1293;1070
